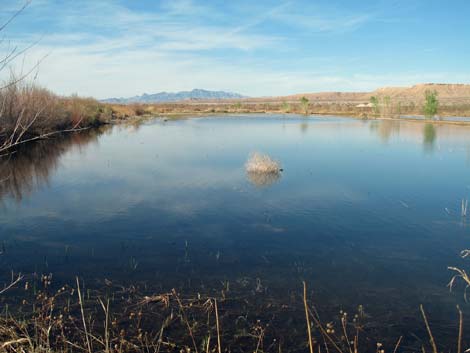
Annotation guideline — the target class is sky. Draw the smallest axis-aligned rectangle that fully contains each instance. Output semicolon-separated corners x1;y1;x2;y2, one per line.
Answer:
0;0;469;99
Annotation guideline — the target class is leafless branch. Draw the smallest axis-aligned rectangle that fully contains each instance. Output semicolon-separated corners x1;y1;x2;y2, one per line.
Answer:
0;1;31;33
0;272;23;295
0;54;48;90
0;126;91;154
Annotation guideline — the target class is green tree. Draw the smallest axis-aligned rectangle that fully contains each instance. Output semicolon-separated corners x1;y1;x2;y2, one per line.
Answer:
424;90;439;118
396;101;402;115
370;96;379;115
281;101;290;113
383;96;391;116
300;96;309;114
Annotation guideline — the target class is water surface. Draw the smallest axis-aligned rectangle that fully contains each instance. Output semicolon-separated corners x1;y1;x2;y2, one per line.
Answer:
1;115;470;347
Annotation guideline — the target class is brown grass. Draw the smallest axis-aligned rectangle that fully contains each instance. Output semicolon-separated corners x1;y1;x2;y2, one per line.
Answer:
245;152;281;174
104;97;470;119
0;277;461;353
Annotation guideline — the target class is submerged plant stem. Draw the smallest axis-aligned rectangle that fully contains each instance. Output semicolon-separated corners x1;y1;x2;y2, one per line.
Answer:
303;281;314;353
420;305;437;353
76;277;92;353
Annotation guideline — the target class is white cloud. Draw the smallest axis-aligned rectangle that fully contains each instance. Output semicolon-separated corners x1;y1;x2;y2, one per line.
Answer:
0;0;468;98
13;40;467;99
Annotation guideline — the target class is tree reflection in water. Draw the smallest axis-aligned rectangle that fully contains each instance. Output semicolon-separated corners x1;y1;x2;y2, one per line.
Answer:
423;123;437;152
0;127;108;202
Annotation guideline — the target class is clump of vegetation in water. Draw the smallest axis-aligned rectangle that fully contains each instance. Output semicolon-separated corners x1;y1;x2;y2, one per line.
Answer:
245;152;281;174
245;152;282;187
424;90;439;118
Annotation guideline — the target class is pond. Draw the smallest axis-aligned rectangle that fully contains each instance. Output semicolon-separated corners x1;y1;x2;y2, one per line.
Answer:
1;115;470;350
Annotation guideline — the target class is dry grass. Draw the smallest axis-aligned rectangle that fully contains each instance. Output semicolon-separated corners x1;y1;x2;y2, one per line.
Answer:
0;276;462;353
245;152;282;187
105;99;470;119
245;152;281;174
109;104;157;119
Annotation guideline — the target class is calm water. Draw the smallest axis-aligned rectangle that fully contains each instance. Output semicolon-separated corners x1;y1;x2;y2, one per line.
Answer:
1;115;470;347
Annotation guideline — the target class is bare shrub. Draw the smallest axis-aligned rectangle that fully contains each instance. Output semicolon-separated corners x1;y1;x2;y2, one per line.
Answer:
0;3;116;154
62;95;112;126
0;77;113;153
245;152;281;174
245;152;281;187
0;78;65;149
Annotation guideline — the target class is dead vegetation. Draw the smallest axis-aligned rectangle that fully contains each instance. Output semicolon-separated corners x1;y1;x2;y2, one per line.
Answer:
0;2;137;155
245;152;282;187
0;79;117;154
0;275;465;353
104;99;470;120
245;152;281;174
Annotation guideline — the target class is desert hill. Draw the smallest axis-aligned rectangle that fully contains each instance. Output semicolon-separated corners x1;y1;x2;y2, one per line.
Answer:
247;83;470;104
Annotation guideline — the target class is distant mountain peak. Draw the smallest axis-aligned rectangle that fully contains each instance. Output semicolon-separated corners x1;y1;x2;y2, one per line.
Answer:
102;89;247;104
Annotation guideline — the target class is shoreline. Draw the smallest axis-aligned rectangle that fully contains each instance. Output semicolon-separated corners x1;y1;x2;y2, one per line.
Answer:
2;111;470;157
146;110;470;126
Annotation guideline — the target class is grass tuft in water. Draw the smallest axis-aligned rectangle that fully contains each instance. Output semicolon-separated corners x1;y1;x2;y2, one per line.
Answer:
245;152;281;175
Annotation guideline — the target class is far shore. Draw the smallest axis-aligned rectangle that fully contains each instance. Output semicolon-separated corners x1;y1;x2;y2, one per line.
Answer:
2;81;470;156
115;107;470;126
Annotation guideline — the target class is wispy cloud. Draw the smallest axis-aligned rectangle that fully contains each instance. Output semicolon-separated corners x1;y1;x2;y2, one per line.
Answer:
0;0;468;98
267;2;373;33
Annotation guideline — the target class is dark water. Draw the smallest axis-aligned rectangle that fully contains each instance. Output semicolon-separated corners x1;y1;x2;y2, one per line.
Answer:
1;115;470;347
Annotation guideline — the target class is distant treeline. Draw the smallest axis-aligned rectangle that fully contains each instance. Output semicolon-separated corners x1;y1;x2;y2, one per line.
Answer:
107;95;470;118
2;82;470;155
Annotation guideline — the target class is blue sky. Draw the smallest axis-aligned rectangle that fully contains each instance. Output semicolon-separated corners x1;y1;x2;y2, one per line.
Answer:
1;0;469;98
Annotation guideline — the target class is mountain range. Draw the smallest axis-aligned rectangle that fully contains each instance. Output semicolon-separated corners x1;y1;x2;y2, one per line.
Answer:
102;89;246;104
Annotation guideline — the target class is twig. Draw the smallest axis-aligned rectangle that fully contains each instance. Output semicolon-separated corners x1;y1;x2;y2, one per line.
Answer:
1;338;29;349
76;277;92;353
341;313;353;353
307;306;343;353
392;336;403;353
0;272;23;294
303;281;314;353
0;54;48;90
0;126;90;154
420;305;438;353
0;1;31;33
215;298;222;353
457;305;463;353
98;297;110;353
172;289;199;353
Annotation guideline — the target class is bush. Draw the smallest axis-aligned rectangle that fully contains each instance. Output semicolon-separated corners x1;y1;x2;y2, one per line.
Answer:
245;152;281;174
424;90;439;118
370;96;379;115
300;96;309;114
0;78;113;152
